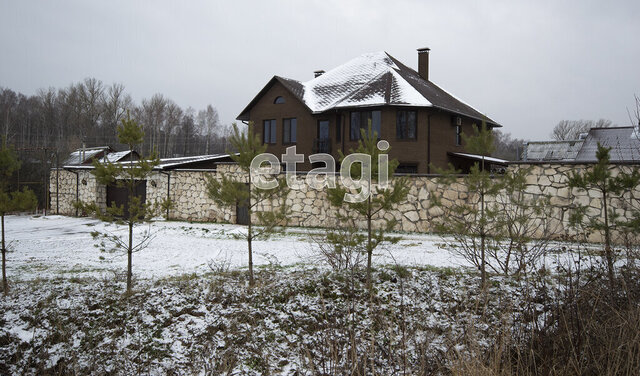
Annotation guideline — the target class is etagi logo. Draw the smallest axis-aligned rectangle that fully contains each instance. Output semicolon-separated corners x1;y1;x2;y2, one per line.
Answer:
249;141;391;203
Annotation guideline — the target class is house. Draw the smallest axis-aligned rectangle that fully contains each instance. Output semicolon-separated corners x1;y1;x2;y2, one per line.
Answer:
237;48;501;174
522;126;640;163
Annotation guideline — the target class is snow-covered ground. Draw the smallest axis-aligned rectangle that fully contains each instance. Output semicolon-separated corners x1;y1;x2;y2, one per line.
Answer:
0;215;615;375
4;214;470;281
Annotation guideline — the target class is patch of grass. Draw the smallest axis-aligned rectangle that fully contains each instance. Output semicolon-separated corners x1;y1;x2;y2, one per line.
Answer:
391;264;412;279
414;264;461;277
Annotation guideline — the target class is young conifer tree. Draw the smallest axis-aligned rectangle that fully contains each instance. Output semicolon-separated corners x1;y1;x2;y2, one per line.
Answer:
206;123;288;287
0;140;37;295
327;124;408;293
80;115;164;293
430;121;500;288
567;143;640;290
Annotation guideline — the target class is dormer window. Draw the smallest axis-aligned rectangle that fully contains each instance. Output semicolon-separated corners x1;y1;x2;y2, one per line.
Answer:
274;96;285;104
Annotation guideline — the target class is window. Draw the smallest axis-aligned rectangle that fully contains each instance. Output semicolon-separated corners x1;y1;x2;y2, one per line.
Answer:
283;118;297;144
274;96;285;104
396;110;417;139
263;119;276;144
455;125;462;146
350;110;381;140
318;120;329;139
396;163;418;174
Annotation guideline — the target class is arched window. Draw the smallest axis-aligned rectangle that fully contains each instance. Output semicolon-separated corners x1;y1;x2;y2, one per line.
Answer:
274;96;285;104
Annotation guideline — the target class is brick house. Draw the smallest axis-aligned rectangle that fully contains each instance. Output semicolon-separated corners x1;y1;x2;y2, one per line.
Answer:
237;48;501;173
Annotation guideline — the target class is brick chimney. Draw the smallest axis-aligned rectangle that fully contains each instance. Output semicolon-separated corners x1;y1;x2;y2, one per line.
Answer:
417;47;430;81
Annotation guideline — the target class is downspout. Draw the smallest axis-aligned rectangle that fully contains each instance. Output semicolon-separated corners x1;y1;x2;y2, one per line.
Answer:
341;112;346;156
160;170;171;220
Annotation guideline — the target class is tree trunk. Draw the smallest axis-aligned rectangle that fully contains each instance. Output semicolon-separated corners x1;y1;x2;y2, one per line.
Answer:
602;190;615;290
480;187;487;289
366;194;373;293
127;220;133;293
248;174;254;288
248;218;254;288
2;214;7;295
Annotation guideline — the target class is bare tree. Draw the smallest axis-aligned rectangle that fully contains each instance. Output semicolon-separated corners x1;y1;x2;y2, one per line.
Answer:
551;119;613;141
197;105;220;154
628;94;640;128
0;81;228;159
163;100;182;158
492;129;526;161
139;94;167;155
103;83;132;146
0;88;18;142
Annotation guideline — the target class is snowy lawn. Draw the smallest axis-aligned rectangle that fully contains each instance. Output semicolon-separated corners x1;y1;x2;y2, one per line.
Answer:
1;260;533;375
0;215;606;374
3;214;470;281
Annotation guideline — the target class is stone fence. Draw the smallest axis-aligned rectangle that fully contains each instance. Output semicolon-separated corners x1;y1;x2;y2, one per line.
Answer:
50;162;640;243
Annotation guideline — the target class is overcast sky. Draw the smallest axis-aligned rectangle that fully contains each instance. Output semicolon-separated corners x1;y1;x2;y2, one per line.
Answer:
1;0;638;140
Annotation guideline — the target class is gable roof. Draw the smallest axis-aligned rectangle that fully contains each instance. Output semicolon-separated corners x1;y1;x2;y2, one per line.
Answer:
99;150;138;163
238;51;499;126
63;146;113;165
575;126;640;162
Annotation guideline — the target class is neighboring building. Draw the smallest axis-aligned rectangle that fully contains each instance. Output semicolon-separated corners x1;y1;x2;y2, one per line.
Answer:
522;126;640;163
63;146;138;166
521;140;585;162
54;150;235;217
237;48;501;174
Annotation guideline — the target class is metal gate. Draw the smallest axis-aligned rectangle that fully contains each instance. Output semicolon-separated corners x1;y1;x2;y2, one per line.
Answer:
106;180;147;217
235;184;249;225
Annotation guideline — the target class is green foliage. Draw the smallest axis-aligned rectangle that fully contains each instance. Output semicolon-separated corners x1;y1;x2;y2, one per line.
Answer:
462;121;495;157
567;143;640;288
81;115;163;224
205;123;288;287
0;140;21;187
490;167;553;276
325;125;408;291
228;123;268;171
1;139;38;294
430;122;501;287
0;188;38;216
77;115;164;293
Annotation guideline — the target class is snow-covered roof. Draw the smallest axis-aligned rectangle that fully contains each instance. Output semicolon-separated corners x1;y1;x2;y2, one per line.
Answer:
522;140;584;162
63;147;111;165
63;153;235;170
155;154;234;170
99;150;134;163
575;127;640;162
238;51;499;126
522;127;640;163
448;152;509;165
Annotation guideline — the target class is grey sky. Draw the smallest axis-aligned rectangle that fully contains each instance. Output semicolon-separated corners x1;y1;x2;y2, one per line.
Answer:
1;0;638;140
